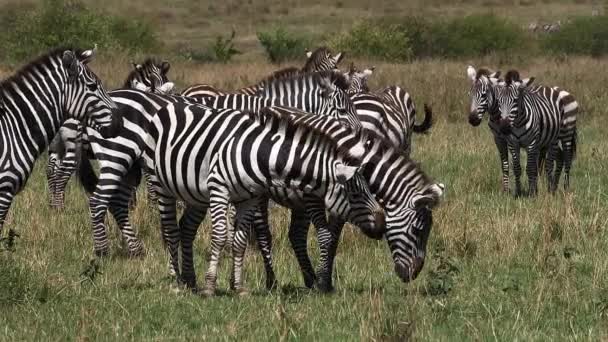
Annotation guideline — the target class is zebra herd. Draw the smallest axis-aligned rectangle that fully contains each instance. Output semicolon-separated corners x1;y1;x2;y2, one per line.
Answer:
0;45;578;295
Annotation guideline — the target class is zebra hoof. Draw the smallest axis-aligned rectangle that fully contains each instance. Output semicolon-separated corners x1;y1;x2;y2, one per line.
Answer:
266;277;279;291
94;248;110;258
303;274;316;289
316;281;335;293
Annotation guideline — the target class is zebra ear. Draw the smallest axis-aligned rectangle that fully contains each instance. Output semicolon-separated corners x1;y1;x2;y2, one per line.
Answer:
333;52;344;64
363;67;374;77
411;183;445;209
62;51;79;81
132;62;143;71
490;71;501;79
467;66;476;81
79;44;97;64
522;77;535;87
306;50;313;58
161;61;171;74
335;163;359;184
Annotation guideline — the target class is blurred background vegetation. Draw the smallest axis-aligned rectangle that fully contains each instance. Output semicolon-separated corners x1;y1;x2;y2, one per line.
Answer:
0;0;607;64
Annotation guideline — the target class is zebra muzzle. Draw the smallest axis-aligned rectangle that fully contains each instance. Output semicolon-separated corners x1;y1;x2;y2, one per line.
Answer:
468;112;482;126
498;117;512;134
395;257;425;283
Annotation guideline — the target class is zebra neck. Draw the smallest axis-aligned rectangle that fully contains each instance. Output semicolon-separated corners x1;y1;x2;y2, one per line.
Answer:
1;73;65;156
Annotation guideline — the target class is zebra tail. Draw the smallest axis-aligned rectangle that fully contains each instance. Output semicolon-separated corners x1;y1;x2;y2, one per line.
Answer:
76;151;98;195
413;103;433;134
572;127;577;160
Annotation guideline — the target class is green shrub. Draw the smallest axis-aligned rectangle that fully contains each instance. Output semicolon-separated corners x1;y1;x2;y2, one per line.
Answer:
0;0;158;62
211;30;242;63
329;21;412;61
543;16;608;57
431;14;526;58
257;27;310;63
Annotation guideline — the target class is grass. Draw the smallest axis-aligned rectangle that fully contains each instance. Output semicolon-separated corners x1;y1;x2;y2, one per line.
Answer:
0;53;606;340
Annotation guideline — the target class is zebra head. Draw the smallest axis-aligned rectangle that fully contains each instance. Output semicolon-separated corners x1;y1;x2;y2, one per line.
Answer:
61;47;122;138
467;66;501;127
128;58;174;94
344;63;374;94
495;70;535;134
385;182;444;282
335;164;386;239
303;47;344;72
318;71;363;131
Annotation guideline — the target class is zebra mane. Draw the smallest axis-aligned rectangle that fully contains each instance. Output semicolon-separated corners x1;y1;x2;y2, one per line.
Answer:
253;106;365;161
261;70;351;94
475;68;492;79
302;46;331;71
504;70;521;85
0;47;81;89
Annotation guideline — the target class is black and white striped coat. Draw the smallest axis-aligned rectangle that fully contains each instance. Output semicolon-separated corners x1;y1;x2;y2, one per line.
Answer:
181;46;343;100
46;58;175;208
145;103;383;295
0;47;121;237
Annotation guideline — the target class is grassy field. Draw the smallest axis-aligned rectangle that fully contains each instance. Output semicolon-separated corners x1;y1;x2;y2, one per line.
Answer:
0;53;606;340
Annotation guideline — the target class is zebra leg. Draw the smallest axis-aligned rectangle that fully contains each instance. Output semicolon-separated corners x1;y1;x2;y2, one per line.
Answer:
494;136;510;193
526;144;540;196
288;209;316;288
229;201;258;295
107;182;145;257
0;190;16;236
178;205;207;290
250;201;278;290
143;169;159;203
204;190;230;296
545;143;559;193
554;144;564;191
561;135;575;191
316;214;345;293
157;193;181;283
509;144;523;197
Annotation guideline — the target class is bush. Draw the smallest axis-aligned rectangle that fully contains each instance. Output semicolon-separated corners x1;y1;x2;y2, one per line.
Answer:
329;21;413;61
211;30;241;63
431;14;526;58
0;0;158;62
543;16;608;57
257;27;310;63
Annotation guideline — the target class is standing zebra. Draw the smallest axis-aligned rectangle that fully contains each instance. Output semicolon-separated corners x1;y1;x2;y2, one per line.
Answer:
467;66;578;194
223;107;445;290
46;58;175;208
181;70;367;290
495;71;578;195
181;46;344;100
145;103;385;295
0;46;121;237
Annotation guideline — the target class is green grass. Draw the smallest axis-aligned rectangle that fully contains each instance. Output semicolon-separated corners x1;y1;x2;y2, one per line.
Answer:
0;34;608;341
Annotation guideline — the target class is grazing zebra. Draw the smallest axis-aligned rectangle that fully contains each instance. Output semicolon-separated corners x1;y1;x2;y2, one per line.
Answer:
0;46;121;237
226;106;445;289
186;70;368;291
145;103;385;295
495;70;578;195
45;59;175;208
181;46;344;100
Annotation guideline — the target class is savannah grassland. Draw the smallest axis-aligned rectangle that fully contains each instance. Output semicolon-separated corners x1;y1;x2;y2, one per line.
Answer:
1;1;608;341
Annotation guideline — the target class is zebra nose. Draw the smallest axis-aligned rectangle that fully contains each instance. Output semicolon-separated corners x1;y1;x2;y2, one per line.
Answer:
498;117;511;134
468;113;482;126
359;210;386;240
395;257;425;282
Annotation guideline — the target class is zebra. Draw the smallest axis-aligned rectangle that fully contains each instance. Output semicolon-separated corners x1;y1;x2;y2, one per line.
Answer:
188;70;368;290
181;46;344;100
0;46;121;237
45;58;175;208
343;63;374;94
494;70;578;195
467;66;513;192
222;106;445;290
145;103;385;295
467;66;578;195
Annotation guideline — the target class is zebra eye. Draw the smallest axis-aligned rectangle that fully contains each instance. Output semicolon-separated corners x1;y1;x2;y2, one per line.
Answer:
87;83;98;91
